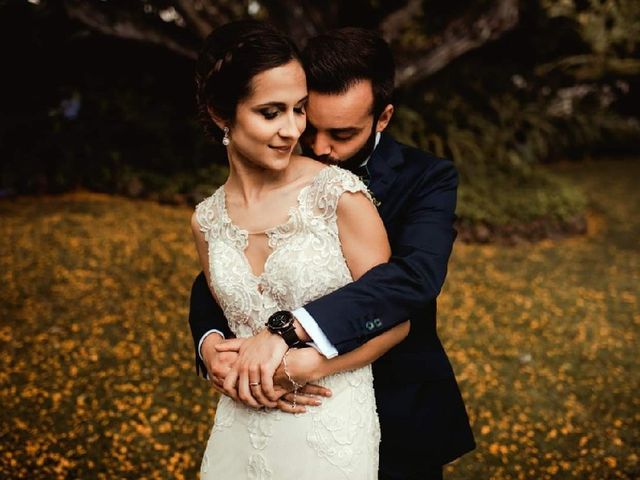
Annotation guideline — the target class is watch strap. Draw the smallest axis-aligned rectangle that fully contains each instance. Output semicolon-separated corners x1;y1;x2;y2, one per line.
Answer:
280;326;303;348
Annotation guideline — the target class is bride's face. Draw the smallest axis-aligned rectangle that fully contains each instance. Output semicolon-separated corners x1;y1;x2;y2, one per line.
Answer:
227;60;307;172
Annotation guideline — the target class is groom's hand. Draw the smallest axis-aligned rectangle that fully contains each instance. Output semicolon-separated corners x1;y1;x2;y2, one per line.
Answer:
201;335;240;395
216;329;287;408
276;384;332;414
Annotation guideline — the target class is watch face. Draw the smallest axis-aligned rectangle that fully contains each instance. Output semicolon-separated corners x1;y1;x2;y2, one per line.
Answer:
269;311;292;330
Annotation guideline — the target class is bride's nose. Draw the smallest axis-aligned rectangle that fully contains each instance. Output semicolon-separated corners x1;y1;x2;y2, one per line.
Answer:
278;112;303;140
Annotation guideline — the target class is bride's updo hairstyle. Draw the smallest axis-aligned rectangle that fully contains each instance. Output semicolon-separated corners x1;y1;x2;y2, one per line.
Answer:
195;20;301;143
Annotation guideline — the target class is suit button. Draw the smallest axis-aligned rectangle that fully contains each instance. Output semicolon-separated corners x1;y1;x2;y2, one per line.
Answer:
373;318;382;327
365;321;375;331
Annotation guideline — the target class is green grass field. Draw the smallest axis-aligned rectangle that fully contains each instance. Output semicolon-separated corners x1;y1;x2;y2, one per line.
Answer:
1;159;638;479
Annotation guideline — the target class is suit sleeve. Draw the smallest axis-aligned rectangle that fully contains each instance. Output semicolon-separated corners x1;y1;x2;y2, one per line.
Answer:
304;159;458;354
188;271;235;377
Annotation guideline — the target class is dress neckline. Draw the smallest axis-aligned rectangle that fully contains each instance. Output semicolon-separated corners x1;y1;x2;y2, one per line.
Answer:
219;165;331;237
217;166;332;280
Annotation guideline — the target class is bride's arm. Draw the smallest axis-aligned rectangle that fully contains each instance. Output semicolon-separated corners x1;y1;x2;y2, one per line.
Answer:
281;191;410;388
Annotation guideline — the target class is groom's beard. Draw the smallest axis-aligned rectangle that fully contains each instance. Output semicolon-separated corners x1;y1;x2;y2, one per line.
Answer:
301;123;377;175
337;126;377;173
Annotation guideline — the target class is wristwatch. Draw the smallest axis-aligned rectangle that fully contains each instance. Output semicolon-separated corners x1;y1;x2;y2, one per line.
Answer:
266;310;303;348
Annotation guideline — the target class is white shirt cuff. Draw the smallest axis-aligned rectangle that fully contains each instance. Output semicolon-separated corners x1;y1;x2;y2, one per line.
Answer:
292;307;338;359
198;329;225;361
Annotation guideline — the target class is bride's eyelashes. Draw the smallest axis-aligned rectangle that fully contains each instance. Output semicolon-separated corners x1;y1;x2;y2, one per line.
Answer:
260;108;279;120
256;101;307;120
294;99;308;116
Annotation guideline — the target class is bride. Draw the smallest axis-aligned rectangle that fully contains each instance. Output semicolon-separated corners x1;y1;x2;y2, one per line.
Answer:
192;20;409;479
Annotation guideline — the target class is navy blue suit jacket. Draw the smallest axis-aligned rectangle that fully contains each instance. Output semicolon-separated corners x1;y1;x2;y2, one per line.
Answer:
189;134;475;471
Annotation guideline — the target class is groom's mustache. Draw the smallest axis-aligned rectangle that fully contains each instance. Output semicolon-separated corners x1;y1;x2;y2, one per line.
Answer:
312;153;340;165
300;144;339;165
300;131;376;169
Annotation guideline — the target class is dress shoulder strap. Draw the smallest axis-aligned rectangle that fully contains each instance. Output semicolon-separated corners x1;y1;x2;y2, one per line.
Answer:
194;187;224;241
305;165;373;220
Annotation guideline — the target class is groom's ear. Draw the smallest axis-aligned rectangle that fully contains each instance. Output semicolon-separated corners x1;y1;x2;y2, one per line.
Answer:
375;104;394;133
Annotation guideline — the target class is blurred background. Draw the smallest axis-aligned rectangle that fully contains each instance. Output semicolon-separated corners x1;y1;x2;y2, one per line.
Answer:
1;0;638;478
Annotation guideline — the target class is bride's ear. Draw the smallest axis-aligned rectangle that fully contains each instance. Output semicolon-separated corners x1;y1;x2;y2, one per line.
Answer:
207;105;228;132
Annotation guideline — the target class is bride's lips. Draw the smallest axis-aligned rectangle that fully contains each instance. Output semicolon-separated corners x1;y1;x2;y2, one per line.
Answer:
269;145;293;153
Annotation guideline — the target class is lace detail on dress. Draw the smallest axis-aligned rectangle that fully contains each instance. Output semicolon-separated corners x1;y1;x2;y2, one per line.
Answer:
301;165;373;222
307;368;380;477
197;166;380;479
211;396;236;432
247;454;273;480
247;408;277;450
200;449;210;473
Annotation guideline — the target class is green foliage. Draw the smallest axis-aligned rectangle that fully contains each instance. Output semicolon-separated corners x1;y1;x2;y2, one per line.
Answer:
542;0;640;56
535;0;640;80
389;92;595;226
128;162;229;203
456;165;587;225
388;0;640;230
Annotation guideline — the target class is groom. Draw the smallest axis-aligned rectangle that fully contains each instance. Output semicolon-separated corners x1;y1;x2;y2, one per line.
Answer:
189;28;475;479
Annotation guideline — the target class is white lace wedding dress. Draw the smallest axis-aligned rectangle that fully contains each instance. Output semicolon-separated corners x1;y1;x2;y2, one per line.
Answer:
195;166;380;480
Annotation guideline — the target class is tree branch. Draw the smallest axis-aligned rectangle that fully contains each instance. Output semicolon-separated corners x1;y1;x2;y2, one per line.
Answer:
63;0;198;59
261;0;331;46
173;0;235;39
395;0;520;88
173;0;214;38
380;0;423;43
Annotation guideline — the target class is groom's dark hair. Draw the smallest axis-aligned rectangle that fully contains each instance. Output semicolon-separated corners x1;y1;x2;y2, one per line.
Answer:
302;28;395;117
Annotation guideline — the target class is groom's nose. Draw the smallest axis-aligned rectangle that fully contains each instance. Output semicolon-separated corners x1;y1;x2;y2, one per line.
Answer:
310;133;332;158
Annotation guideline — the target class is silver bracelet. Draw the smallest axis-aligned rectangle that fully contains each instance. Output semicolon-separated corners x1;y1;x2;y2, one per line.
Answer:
282;349;303;408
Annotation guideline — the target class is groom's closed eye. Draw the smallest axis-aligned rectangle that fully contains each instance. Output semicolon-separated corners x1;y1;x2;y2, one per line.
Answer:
330;128;361;141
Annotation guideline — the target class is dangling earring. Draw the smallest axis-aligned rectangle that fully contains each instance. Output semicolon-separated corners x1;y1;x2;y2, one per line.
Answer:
222;126;230;146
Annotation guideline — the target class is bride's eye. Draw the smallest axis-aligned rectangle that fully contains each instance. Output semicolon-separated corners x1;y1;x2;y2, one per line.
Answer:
260;109;279;120
294;100;306;115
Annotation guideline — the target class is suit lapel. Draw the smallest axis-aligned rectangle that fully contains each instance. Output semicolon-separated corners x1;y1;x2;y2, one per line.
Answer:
367;134;403;210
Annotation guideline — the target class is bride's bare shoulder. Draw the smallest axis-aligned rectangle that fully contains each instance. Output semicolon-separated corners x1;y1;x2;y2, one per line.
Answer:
290;154;327;176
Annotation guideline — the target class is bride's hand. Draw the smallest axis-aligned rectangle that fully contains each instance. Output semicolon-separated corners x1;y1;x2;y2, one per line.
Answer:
217;329;287;408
